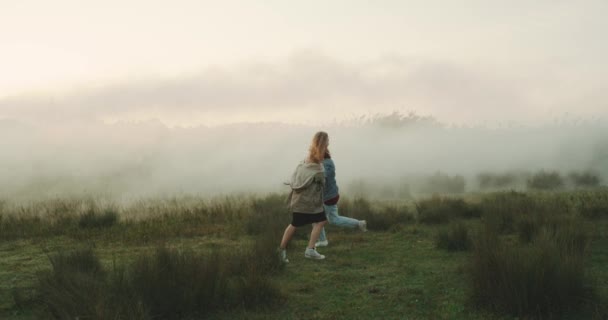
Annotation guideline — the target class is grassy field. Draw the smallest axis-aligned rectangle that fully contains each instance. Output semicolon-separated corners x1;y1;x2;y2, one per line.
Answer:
1;191;607;319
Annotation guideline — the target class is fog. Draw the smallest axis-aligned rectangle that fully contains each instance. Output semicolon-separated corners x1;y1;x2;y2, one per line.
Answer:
1;112;606;202
2;52;606;127
2;51;607;202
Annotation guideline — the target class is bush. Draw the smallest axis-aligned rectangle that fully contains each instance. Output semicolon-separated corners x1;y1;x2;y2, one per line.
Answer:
436;222;471;251
469;223;594;318
477;172;518;189
419;172;466;194
527;170;564;190
568;171;601;188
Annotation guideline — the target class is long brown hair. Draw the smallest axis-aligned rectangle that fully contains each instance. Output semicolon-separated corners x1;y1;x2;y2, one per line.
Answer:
307;131;329;163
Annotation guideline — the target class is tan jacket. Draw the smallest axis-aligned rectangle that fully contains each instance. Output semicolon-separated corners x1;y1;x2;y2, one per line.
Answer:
288;161;325;214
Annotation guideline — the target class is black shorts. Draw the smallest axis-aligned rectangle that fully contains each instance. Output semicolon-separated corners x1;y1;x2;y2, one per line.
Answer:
291;212;326;227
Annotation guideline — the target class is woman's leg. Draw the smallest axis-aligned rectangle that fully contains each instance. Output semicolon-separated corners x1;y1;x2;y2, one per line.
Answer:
308;220;327;249
324;204;360;228
317;225;327;242
280;224;297;249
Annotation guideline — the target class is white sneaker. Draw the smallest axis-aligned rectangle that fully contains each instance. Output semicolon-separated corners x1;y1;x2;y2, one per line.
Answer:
278;248;289;263
315;240;329;247
304;248;325;260
358;220;368;232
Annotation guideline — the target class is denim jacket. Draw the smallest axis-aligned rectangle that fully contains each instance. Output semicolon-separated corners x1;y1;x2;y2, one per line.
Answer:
323;158;339;201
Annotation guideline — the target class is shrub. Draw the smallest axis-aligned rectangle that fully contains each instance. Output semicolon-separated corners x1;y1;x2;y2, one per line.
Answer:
477;172;517;189
568;171;601;188
527;170;564;190
419;172;466;194
469;223;594;318
436;222;471;251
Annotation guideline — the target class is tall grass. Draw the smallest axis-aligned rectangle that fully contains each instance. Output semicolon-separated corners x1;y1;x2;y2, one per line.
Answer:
416;196;481;224
469;221;594;318
2;190;605;243
0;194;289;241
516;215;543;243
35;235;284;319
479;190;608;237
339;197;414;230
0;198;122;239
3;189;607;319
78;208;119;229
245;193;290;235
575;189;608;219
36;248;112;319
436;222;471;251
480;191;540;234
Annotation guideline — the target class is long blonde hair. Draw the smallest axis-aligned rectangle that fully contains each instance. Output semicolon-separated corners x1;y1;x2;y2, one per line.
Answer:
307;131;329;163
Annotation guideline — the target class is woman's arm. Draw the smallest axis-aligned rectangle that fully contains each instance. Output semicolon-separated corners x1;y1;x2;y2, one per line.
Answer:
323;159;335;179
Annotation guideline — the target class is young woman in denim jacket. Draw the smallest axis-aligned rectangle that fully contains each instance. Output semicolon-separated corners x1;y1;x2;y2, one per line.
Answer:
315;140;367;248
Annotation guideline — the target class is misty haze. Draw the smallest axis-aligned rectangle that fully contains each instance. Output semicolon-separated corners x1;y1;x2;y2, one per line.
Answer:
1;112;607;201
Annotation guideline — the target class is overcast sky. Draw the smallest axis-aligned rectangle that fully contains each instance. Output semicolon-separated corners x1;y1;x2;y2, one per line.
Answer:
1;0;607;126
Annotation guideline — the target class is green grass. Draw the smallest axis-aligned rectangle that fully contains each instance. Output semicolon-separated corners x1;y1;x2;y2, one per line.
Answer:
0;228;497;320
3;223;606;319
1;191;607;319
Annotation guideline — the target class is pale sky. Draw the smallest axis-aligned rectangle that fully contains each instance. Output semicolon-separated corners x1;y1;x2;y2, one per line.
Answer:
1;0;607;126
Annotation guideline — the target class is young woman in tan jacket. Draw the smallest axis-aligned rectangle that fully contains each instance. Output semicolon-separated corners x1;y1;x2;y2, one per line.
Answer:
278;131;329;262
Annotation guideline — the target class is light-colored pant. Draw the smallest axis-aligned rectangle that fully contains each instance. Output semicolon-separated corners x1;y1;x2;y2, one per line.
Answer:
318;204;359;242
